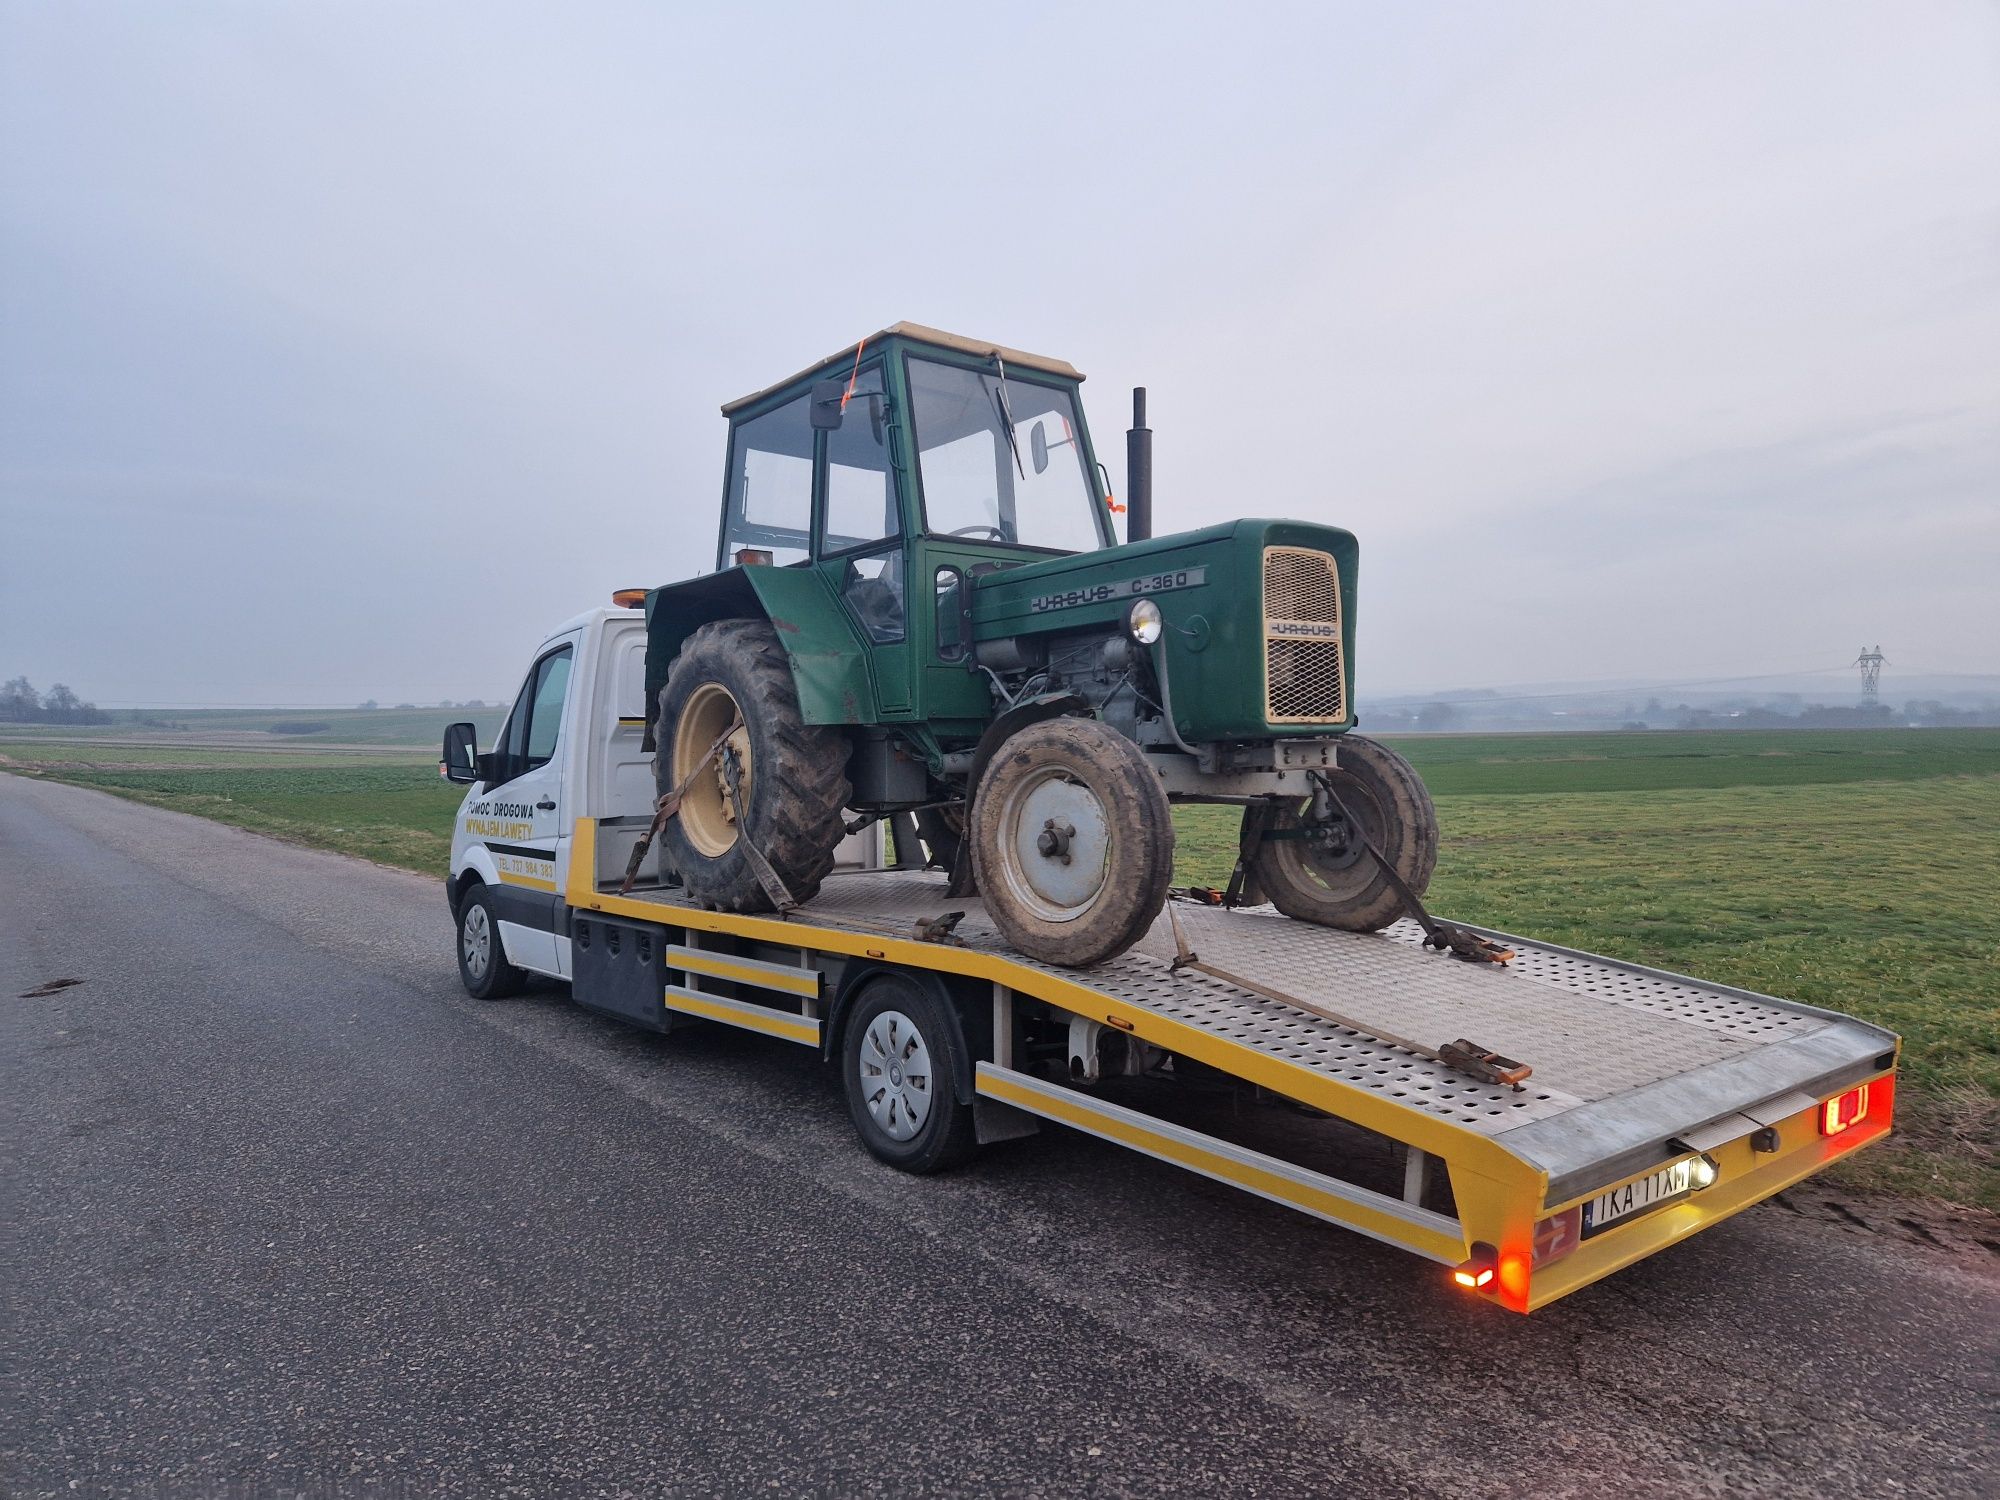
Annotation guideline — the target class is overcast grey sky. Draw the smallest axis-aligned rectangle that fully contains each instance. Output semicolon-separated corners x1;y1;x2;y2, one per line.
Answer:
3;1;1995;706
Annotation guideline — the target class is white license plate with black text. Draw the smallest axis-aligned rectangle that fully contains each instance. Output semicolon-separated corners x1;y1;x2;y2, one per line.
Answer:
1581;1158;1695;1237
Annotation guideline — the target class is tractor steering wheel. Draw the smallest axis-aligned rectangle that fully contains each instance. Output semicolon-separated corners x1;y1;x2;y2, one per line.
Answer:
948;524;1008;540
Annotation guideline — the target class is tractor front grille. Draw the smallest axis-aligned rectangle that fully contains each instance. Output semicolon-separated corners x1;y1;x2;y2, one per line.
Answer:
1263;546;1347;724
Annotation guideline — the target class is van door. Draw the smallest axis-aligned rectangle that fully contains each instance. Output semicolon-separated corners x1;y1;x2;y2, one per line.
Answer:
475;632;579;975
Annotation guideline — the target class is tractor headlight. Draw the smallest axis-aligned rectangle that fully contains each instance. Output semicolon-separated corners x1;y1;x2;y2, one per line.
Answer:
1126;598;1163;646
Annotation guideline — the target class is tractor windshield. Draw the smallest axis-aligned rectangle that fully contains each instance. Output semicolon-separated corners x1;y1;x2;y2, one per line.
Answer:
907;357;1106;553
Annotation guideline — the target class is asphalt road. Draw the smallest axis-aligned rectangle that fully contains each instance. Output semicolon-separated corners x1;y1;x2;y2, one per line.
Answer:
4;775;1994;1499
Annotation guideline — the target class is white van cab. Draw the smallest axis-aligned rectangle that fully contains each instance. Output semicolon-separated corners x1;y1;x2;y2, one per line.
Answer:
442;606;875;992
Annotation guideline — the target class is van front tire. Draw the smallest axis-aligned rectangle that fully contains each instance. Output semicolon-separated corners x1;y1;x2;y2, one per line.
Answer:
457;885;527;999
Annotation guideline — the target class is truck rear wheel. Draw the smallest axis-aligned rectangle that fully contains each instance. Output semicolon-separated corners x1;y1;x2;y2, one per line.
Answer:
655;618;851;912
1247;734;1437;932
840;973;977;1173
969;717;1173;967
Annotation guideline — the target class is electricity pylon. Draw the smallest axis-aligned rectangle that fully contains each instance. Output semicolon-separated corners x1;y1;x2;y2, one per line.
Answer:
1853;646;1886;701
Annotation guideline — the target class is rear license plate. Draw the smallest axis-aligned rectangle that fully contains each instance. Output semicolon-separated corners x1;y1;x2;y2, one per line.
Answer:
1581;1158;1695;1237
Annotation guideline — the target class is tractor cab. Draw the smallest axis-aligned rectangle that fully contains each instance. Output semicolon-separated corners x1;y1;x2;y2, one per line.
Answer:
713;323;1117;654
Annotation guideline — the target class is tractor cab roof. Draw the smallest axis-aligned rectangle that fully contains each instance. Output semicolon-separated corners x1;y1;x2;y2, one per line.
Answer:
720;322;1084;416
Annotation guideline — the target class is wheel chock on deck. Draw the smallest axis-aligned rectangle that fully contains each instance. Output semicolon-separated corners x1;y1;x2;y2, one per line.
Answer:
914;911;967;945
1422;924;1516;965
1437;1039;1533;1089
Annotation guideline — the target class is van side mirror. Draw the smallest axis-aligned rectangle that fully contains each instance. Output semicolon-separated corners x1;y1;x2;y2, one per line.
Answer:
810;378;847;430
441;721;481;784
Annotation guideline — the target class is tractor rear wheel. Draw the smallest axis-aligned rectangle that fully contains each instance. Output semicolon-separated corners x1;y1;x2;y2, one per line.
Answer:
1247;734;1437;932
654;618;851;912
969;717;1173;967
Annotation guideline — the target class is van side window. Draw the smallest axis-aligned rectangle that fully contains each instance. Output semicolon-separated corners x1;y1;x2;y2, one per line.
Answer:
721;394;814;568
494;644;574;783
524;648;573;769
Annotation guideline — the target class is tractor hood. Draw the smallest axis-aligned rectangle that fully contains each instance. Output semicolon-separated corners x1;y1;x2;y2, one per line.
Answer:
970;518;1361;741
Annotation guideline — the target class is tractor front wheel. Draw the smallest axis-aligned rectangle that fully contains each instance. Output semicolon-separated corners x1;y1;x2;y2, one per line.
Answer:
969;718;1173;967
1246;734;1437;932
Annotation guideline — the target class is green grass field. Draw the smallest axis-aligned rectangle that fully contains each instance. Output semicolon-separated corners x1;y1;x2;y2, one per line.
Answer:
5;725;1994;1210
0;704;507;746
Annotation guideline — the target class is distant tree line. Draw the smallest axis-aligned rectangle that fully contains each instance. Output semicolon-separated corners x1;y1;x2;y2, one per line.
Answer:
1374;695;2000;733
355;699;490;710
0;676;111;725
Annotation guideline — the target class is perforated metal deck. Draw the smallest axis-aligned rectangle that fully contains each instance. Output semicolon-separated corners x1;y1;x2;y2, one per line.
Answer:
619;866;1891;1171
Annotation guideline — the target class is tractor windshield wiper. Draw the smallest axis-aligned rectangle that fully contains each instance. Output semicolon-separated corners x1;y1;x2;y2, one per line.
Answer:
984;355;1027;481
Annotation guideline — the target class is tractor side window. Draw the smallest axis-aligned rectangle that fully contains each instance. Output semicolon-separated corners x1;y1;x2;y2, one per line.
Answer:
822;365;897;555
722;395;814;568
842;550;906;644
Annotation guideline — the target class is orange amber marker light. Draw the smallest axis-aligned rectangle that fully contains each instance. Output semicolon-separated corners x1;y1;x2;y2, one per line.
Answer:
611;588;647;608
1821;1084;1871;1136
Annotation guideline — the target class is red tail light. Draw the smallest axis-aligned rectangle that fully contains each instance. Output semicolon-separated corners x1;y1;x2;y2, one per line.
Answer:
1821;1084;1871;1136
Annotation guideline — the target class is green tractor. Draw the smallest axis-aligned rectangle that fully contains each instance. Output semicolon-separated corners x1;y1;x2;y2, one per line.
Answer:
640;323;1437;967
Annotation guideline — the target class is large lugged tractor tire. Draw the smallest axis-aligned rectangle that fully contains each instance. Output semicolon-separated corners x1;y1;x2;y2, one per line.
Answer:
654;618;851;912
969;717;1174;968
1247;734;1437;932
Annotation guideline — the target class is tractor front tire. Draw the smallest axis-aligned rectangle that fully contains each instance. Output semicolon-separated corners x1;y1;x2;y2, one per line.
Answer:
1247;734;1437;932
969;717;1173;968
654;618;851;912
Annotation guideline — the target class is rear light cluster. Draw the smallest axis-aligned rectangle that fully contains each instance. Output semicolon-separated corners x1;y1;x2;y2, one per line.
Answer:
1821;1083;1873;1137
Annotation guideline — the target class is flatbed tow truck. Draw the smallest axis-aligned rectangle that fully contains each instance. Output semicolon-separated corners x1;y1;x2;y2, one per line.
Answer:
444;606;1899;1315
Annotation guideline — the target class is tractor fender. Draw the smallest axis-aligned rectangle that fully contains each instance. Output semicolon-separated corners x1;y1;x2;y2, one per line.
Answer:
946;690;1090;896
643;566;879;730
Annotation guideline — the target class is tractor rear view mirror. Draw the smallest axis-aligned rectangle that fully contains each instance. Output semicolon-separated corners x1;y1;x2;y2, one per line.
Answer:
441;721;481;784
1029;419;1049;474
810;379;847;430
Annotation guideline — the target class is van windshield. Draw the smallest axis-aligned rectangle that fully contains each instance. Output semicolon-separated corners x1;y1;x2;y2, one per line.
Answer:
906;357;1105;553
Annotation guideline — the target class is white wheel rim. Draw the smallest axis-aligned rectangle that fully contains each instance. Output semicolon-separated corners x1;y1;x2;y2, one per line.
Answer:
995;767;1110;922
462;903;491;978
856;1008;934;1142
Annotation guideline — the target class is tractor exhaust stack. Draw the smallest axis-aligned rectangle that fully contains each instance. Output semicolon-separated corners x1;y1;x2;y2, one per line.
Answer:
1126;387;1153;544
